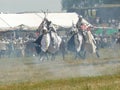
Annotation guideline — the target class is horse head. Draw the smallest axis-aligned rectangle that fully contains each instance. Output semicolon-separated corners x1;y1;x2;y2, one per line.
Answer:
68;25;79;36
42;26;48;34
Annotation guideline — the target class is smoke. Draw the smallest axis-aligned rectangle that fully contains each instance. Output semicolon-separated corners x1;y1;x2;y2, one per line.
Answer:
39;58;119;79
0;52;120;85
37;57;120;79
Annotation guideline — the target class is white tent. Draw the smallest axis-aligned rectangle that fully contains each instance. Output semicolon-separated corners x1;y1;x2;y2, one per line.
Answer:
0;12;92;31
36;13;79;28
0;13;41;30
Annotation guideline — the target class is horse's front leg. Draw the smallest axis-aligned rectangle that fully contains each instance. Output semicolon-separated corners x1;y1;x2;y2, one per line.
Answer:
75;51;79;60
39;51;46;61
96;50;100;58
50;53;55;61
82;50;86;59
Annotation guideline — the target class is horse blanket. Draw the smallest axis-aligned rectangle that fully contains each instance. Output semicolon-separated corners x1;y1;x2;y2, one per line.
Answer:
67;35;75;52
41;33;51;52
85;31;97;53
47;31;62;54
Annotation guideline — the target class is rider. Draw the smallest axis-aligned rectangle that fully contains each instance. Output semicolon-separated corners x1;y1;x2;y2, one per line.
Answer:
76;15;98;53
76;15;87;41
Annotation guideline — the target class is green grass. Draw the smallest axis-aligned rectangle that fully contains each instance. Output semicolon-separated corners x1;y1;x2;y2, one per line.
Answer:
0;75;120;90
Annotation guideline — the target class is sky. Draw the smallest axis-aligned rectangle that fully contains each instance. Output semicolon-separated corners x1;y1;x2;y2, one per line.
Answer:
0;0;62;13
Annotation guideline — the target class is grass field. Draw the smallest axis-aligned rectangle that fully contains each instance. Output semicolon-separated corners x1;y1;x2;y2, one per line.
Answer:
0;47;120;90
0;75;120;90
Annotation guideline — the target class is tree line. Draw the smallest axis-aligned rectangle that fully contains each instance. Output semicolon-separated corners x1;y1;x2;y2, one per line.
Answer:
61;0;120;11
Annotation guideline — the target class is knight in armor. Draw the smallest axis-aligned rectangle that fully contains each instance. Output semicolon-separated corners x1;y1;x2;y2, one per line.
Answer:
76;15;99;56
76;15;87;41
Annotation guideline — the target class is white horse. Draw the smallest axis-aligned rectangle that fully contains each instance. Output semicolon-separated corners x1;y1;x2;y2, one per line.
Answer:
75;15;100;59
67;25;83;59
35;19;63;61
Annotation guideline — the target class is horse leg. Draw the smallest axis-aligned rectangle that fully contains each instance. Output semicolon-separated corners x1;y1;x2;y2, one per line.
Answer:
75;53;77;60
82;50;86;59
62;52;65;60
60;41;66;60
75;51;79;60
39;51;46;61
0;51;1;58
75;50;83;59
96;51;100;58
39;53;43;61
60;49;65;60
50;53;55;61
46;52;49;60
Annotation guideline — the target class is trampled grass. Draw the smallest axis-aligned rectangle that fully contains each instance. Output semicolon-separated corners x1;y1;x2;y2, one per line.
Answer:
0;47;120;90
